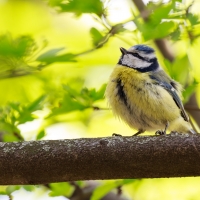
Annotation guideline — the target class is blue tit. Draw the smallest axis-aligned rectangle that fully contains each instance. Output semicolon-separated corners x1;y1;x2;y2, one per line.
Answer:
105;44;196;135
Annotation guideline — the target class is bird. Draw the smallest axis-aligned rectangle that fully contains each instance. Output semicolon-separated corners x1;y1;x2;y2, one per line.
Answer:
105;44;196;136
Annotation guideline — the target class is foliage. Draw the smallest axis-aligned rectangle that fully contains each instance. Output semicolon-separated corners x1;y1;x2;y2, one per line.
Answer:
48;84;106;117
91;179;135;200
0;95;46;141
48;0;104;16
0;0;200;199
49;182;74;197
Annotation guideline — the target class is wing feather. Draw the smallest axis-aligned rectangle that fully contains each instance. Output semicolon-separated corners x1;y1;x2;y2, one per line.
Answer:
149;75;189;122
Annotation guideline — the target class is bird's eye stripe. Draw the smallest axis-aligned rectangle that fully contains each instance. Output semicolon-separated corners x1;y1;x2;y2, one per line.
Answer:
129;52;140;58
132;53;139;56
127;52;150;62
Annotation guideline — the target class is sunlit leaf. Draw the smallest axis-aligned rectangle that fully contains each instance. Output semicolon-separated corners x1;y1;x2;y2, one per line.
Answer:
56;0;104;17
6;186;20;195
5;185;35;195
37;47;65;60
0;191;6;195
26;95;46;113
0;96;46;141
17;95;46;124
163;59;173;76
36;130;46;140
37;48;76;64
0;34;36;58
183;79;198;102
48;85;106;117
143;21;177;40
0;120;22;142
91;179;135;200
90;27;104;46
111;24;126;35
187;13;200;26
170;27;181;41
49;182;74;197
22;185;35;192
1;128;22;142
170;55;190;84
150;2;173;25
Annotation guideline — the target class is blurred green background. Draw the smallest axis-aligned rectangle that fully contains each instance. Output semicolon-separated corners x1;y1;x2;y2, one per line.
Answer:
0;0;200;199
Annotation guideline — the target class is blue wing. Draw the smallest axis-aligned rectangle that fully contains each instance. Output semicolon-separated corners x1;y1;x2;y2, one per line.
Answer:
149;75;189;122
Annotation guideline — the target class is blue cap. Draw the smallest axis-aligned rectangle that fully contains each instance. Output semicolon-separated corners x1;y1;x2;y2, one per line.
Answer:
134;45;154;54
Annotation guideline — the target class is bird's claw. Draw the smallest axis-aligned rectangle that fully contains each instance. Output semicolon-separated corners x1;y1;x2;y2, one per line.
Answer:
155;130;166;135
169;131;179;136
112;133;122;137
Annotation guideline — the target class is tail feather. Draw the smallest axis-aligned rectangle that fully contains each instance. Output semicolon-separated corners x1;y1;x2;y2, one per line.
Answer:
189;129;197;134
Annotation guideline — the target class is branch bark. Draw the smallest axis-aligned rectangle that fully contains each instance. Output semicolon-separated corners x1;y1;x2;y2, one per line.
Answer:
1;134;200;185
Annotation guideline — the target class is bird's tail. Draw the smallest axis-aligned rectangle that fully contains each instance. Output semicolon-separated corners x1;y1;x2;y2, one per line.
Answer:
189;129;197;134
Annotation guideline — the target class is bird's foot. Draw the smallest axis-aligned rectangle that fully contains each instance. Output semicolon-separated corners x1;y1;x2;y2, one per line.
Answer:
155;122;169;136
133;129;145;136
112;133;122;137
169;131;180;136
155;130;166;135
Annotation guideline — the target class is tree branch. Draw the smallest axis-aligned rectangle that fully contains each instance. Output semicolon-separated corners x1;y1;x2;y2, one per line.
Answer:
1;134;200;185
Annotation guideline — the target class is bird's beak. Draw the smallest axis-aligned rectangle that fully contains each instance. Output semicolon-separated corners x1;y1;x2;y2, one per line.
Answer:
120;47;128;55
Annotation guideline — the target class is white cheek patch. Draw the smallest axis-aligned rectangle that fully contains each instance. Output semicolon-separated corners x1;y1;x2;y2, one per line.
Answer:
122;54;151;69
139;52;155;59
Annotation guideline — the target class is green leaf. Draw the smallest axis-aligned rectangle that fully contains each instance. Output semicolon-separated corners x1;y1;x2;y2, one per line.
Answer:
2;131;22;142
17;95;46;124
49;182;74;197
37;47;65;60
86;84;106;101
143;21;177;40
0;122;22;142
163;59;173;76
110;24;126;35
5;186;35;195
137;2;178;41
0;34;50;78
22;185;35;192
6;186;20;195
26;95;46;113
48;94;87;117
36;130;46;140
170;55;190;84
187;13;200;26
170;27;181;41
48;85;106;117
58;0;104;17
0;96;46;141
90;27;104;46
150;3;173;25
91;179;135;200
182;79;198;102
0;191;7;195
37;48;76;64
0;34;36;58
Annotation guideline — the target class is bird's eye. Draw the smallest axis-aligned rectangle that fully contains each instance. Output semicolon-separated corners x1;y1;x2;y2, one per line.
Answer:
131;53;140;58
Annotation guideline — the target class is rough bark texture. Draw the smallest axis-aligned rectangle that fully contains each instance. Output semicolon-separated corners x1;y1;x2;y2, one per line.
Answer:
0;134;200;185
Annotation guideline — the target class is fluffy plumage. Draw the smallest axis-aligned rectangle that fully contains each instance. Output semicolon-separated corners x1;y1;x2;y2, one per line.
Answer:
105;45;195;135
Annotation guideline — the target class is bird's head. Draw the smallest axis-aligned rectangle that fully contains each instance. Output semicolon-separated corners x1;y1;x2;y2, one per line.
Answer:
118;45;159;72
